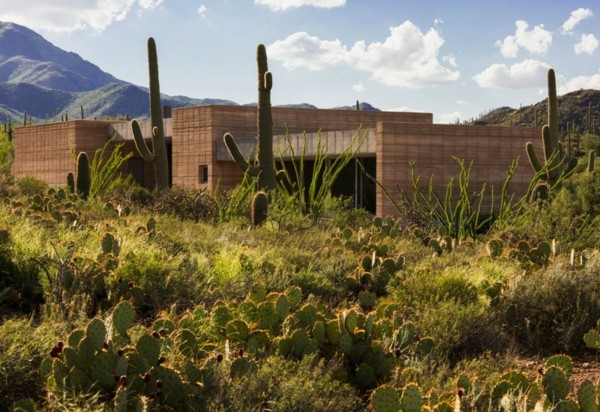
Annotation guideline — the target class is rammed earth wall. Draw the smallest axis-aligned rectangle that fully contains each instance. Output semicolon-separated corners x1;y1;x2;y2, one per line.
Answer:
12;105;541;217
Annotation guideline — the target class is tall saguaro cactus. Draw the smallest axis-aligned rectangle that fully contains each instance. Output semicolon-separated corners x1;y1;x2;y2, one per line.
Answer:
525;68;586;188
131;37;170;192
223;44;277;190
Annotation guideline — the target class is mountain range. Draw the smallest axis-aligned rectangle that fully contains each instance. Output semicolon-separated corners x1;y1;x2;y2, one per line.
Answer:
0;21;597;128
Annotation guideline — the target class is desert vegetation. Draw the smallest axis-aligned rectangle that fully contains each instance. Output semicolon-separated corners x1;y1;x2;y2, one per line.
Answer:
2;40;600;411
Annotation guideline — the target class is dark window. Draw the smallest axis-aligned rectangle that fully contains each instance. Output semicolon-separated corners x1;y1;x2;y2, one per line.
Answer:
199;165;208;184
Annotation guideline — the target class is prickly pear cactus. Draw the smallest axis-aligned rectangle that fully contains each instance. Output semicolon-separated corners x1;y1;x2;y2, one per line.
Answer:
577;380;599;412
542;366;570;405
584;319;600;349
371;385;400;412
112;300;135;338
400;383;423;412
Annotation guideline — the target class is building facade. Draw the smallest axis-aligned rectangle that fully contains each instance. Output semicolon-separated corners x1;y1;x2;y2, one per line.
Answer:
12;105;541;217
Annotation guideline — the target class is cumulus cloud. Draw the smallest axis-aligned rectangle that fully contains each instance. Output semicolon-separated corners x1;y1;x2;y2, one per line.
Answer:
558;71;600;94
574;33;599;55
496;20;552;58
473;59;551;89
198;4;208;18
0;0;162;32
561;8;593;34
268;21;460;88
254;0;345;11
268;32;348;70
352;83;364;92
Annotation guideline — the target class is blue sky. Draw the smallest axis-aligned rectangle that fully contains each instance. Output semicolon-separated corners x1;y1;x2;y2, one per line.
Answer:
1;0;599;123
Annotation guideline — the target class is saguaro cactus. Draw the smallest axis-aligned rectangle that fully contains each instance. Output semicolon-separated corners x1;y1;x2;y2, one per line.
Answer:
223;44;277;190
526;69;595;199
526;68;565;185
76;152;91;200
251;191;268;226
131;37;170;192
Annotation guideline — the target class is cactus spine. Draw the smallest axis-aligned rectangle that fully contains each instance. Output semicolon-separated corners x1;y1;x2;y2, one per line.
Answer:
131;37;170;192
76;152;91;200
224;44;277;191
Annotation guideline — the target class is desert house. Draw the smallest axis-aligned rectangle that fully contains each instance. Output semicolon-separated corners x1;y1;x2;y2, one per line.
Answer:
12;104;541;217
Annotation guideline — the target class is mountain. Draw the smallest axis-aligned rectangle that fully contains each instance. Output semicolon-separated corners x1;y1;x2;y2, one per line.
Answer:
0;22;119;91
471;89;600;133
0;21;236;122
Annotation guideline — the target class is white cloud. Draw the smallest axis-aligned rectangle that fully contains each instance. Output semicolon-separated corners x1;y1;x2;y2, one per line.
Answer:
456;99;467;105
558;71;600;94
268;21;460;88
198;4;208;18
268;32;348;70
352;83;364;92
139;0;163;9
254;0;345;11
0;0;161;32
496;20;552;58
561;8;593;34
474;59;551;89
574;33;599;55
435;111;462;124
443;54;457;67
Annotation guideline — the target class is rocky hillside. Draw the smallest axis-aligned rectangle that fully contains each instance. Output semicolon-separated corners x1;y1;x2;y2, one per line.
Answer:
472;89;600;134
0;22;118;91
0;21;234;122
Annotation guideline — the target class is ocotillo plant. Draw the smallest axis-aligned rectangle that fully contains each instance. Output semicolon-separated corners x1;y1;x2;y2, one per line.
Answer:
223;44;277;191
131;37;170;192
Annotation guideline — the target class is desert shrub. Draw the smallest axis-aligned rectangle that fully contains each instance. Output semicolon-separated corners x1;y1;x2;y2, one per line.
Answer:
506;176;600;251
495;253;600;354
116;251;203;315
580;132;600;154
0;318;67;410
0;230;44;315
205;355;363;412
415;298;508;362
105;183;155;211
395;270;480;307
15;176;48;196
390;267;507;361
153;185;219;223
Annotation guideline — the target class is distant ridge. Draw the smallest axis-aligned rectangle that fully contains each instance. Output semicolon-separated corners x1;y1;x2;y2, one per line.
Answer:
471;89;600;133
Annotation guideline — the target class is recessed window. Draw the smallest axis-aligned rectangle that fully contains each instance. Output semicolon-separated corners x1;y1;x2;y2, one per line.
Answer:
199;165;208;184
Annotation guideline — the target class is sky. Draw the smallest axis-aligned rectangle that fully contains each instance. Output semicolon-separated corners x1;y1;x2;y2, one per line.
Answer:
0;0;599;123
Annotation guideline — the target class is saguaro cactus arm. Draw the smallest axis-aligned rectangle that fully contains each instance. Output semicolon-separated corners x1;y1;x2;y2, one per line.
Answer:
131;119;155;162
526;141;543;174
223;133;260;176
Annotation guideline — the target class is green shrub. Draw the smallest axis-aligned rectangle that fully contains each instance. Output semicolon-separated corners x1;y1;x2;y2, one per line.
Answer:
15;176;48;196
0;318;67;410
205;355;363;412
416;298;508;361
496;254;600;354
116;251;202;314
